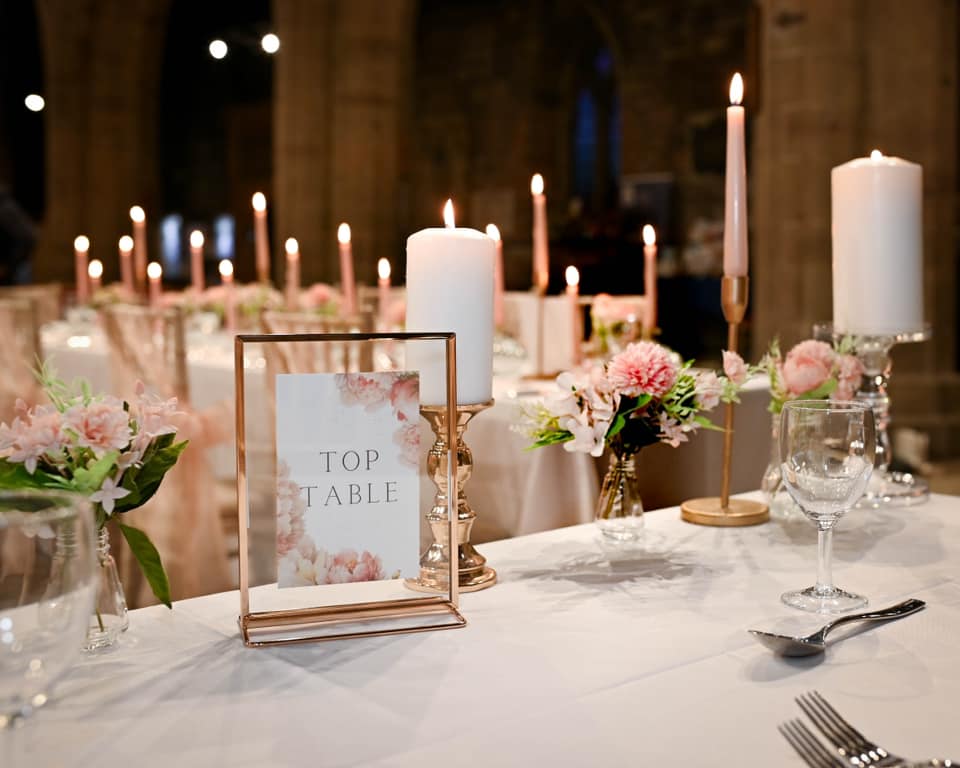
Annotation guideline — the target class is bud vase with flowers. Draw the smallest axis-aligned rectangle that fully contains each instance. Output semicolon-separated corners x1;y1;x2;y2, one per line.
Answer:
0;364;185;649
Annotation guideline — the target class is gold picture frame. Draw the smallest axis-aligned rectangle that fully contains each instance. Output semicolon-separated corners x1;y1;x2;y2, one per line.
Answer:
234;331;465;647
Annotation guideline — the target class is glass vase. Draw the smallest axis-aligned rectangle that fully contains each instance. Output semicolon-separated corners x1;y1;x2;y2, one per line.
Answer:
761;412;801;519
595;453;644;542
84;527;129;651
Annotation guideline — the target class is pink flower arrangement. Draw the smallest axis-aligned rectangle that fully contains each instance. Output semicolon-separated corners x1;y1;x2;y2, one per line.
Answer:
764;338;864;413
335;372;420;466
298;283;342;316
606;340;679;398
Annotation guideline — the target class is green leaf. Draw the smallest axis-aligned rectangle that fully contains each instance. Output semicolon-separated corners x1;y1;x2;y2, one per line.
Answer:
113;440;188;514
0;460;72;491
802;379;838;400
71;451;119;494
117;522;172;608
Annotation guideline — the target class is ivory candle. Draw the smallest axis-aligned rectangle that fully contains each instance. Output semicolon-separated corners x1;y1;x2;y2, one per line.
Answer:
87;259;103;294
130;206;147;294
147;261;162;308
723;73;748;277
252;192;271;284
485;223;505;327
406;199;494;405
531;174;549;292
219;259;236;332
285;237;301;310
73;235;90;304
565;265;582;365
337;223;357;316
642;224;658;334
189;230;205;292
831;150;923;335
118;235;134;294
377;257;391;330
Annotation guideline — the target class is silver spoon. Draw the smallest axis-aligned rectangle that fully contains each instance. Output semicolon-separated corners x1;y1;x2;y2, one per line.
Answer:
749;598;926;656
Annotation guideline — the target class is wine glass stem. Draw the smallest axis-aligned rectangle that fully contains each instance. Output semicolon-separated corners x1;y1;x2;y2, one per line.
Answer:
816;526;834;595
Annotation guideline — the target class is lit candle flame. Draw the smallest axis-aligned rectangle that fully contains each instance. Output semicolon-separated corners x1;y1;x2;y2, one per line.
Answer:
485;223;501;241
729;73;744;106
147;262;162;280
443;199;455;228
87;259;103;279
219;259;234;278
643;225;656;246
870;149;883;160
565;265;580;287
118;235;133;252
129;206;145;223
377;258;391;280
337;223;351;244
531;174;544;196
285;237;299;256
189;230;204;249
252;192;267;212
74;235;89;252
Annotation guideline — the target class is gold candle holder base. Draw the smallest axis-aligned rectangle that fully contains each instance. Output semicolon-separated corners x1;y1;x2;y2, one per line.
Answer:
681;275;769;527
405;400;497;594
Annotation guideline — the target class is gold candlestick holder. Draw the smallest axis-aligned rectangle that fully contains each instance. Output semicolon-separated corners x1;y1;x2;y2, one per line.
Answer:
681;276;769;526
405;400;498;593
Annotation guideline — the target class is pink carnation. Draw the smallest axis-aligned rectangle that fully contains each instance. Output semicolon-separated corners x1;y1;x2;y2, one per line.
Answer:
835;354;864;401
782;340;835;396
722;350;748;385
606;341;679;398
63;397;132;458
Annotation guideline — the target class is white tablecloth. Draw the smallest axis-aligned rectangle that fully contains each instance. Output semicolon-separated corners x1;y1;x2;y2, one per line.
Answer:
15;493;960;766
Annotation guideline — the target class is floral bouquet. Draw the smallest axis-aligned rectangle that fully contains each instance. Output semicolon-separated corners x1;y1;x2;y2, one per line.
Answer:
763;338;863;414
589;293;645;357
89;283;138;309
0;366;186;606
298;283;343;316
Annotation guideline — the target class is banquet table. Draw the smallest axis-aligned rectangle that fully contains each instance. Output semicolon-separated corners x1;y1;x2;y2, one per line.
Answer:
14;492;960;767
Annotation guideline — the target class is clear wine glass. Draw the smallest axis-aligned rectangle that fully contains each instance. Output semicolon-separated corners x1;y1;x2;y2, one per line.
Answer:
779;400;876;613
0;491;97;728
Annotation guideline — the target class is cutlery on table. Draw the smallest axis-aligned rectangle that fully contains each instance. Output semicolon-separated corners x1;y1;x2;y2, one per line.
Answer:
750;598;925;657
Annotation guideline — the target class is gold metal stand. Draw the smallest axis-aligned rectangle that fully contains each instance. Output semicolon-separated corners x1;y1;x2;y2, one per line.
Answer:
681;276;769;527
405;400;498;593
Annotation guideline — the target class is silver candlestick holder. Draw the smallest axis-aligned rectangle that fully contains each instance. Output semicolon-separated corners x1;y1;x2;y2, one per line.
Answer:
814;322;932;507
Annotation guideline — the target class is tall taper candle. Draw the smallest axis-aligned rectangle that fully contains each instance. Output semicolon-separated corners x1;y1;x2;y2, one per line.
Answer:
118;235;134;294
565;265;582;365
130;206;147;294
285;237;300;310
189;230;205;292
74;235;89;304
485;223;505;327
147;262;162;308
531;174;549;292
337;223;357;316
219;259;236;332
642;224;658;336
252;192;271;284
377;257;391;330
723;73;748;277
87;259;103;294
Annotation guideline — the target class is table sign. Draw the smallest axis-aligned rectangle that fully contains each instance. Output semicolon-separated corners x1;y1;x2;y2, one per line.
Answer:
235;330;464;646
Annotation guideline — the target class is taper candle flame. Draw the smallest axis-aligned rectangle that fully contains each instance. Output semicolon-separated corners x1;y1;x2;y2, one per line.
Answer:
118;235;133;252
729;73;743;105
74;235;89;252
870;149;883;160
485;223;501;241
337;222;351;244
189;230;204;248
87;259;103;279
531;174;544;195
565;265;579;287
643;224;656;246
285;237;299;255
443;199;455;228
147;262;162;280
377;258;391;280
252;192;266;212
218;259;233;278
129;206;145;223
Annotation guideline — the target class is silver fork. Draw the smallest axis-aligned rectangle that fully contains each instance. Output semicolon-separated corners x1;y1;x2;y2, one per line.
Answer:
796;691;904;766
780;718;847;767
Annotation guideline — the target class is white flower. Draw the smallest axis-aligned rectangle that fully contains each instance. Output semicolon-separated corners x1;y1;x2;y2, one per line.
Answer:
694;370;723;411
89;476;131;516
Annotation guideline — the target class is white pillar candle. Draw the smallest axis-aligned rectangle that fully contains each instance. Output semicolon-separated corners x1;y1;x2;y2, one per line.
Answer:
831;150;923;335
147;261;162;308
406;199;494;405
252;192;271;284
485;223;505;328
642;224;658;334
377;257;391;330
565;265;582;366
118;235;134;294
130;206;147;294
723;73;748;277
337;222;357;316
531;174;549;292
73;235;89;304
219;259;236;332
285;237;301;310
189;230;205;292
87;259;103;294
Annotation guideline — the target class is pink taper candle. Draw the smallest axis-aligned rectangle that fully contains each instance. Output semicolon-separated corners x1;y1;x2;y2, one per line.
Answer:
485;223;505;327
531;174;549;293
73;235;89;304
130;206;147;294
723;73;748;277
565;265;582;365
642;224;658;334
337;223;357;315
377;257;391;329
118;236;134;294
147;262;162;308
285;237;300;310
219;259;236;332
252;192;271;284
189;230;205;292
87;259;103;294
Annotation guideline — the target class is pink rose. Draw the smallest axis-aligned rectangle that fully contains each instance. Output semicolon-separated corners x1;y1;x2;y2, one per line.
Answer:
834;354;864;401
336;374;388;411
782;340;835;396
722;350;748;385
64;398;132;457
606;341;679;398
389;376;420;422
